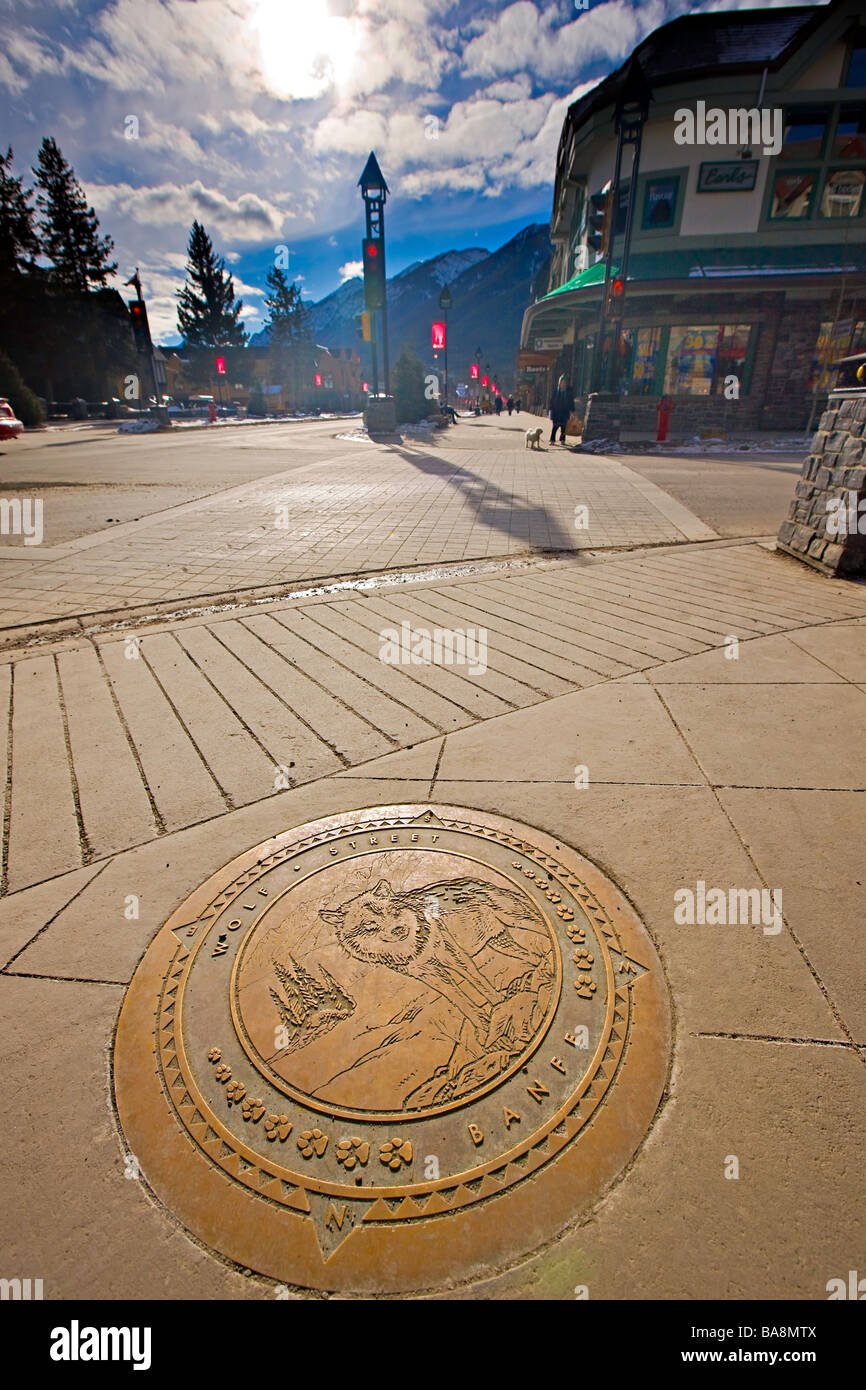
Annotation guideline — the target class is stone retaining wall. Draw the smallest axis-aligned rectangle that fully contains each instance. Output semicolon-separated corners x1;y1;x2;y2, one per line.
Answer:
777;389;866;576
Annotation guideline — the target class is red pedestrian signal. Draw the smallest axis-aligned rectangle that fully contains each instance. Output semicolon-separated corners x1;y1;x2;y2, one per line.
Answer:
432;321;446;350
215;356;226;375
362;237;386;310
470;363;479;380
128;299;151;354
314;373;322;387
607;277;625;319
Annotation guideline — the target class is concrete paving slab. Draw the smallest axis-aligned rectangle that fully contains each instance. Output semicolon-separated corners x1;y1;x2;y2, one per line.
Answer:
0;861;105;970
0;975;267;1299
647;633;847;684
786;622;866;683
654;683;866;789
717;788;866;1043
436;680;705;786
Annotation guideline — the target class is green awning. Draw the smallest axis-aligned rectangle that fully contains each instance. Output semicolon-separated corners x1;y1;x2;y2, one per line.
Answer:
542;262;620;298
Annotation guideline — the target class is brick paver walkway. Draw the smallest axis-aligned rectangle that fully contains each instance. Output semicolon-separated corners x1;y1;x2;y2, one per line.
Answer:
0;415;713;631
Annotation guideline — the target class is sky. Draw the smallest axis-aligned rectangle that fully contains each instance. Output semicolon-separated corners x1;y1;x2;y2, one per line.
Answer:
1;0;801;340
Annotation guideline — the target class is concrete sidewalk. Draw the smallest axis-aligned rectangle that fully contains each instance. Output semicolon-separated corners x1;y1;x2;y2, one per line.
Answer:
1;519;864;1297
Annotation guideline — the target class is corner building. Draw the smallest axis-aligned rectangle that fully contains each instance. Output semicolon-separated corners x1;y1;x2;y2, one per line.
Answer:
520;0;866;438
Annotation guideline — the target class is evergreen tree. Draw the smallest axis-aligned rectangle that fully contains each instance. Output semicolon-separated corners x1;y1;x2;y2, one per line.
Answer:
263;266;314;407
177;220;247;348
0;148;40;275
263;267;312;348
32;137;116;291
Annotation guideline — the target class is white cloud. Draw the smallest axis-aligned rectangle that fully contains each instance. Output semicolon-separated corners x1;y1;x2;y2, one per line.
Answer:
339;259;363;281
462;1;668;84
89;180;290;239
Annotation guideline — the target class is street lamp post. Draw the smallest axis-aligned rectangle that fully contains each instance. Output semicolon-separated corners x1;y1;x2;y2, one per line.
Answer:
439;284;452;406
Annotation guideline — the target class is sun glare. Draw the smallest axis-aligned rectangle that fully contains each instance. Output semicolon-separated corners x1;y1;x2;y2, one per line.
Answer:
251;0;361;101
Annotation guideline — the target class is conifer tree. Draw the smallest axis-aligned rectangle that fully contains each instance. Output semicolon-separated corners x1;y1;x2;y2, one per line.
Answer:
32;137;116;291
0;147;39;275
177;220;247;348
263;266;313;404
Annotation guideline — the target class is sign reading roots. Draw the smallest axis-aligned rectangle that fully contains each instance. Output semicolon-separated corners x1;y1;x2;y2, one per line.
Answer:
114;805;670;1293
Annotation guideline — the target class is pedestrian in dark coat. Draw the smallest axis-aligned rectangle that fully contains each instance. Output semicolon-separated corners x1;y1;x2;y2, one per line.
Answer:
549;375;573;443
506;395;514;415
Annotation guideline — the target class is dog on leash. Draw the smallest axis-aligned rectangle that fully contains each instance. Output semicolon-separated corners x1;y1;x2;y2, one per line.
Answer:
524;426;543;450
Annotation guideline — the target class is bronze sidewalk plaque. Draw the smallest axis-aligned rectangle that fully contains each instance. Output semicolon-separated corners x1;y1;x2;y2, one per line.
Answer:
114;805;670;1293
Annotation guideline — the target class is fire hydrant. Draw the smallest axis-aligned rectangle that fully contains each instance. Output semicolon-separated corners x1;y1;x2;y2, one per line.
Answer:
656;395;673;442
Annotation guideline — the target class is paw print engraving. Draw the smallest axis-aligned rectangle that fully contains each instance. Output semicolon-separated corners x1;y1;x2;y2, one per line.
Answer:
265;1113;292;1142
566;924;586;943
574;974;597;998
225;1079;246;1105
573;948;594;967
207;1047;221;1062
557;905;575;922
241;1097;265;1123
379;1137;413;1171
336;1138;370;1170
214;1063;232;1083
297;1128;328;1159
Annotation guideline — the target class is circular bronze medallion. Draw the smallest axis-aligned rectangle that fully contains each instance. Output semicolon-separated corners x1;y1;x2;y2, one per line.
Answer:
114;805;670;1293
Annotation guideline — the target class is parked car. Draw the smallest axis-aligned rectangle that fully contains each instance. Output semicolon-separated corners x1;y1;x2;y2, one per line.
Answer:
0;398;23;440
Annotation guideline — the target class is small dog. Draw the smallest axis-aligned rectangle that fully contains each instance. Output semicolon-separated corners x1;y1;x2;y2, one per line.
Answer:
524;426;543;450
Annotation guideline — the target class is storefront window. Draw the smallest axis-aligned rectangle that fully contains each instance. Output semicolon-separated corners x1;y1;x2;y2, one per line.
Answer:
833;105;866;158
642;177;678;230
811;319;856;391
662;325;752;397
780;107;829;161
626;326;663;395
819;168;865;217
769;170;815;218
846;47;866;88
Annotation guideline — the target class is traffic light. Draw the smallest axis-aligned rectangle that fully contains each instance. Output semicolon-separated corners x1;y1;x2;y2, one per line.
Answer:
215;356;226;375
606;276;625;319
587;184;612;256
128;299;151;354
470;364;479;380
362;237;386;310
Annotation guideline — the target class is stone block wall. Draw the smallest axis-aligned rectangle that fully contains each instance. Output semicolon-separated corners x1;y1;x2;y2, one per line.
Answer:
777;389;866;576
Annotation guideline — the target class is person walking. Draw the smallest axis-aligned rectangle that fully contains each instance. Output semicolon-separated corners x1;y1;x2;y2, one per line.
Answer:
549;375;573;444
494;394;503;415
506;395;514;415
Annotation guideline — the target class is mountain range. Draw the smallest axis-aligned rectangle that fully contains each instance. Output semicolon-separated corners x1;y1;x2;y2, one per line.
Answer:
251;222;552;392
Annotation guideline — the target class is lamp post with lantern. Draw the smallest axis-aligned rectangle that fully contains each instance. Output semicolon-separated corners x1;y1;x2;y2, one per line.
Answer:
438;284;452;407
